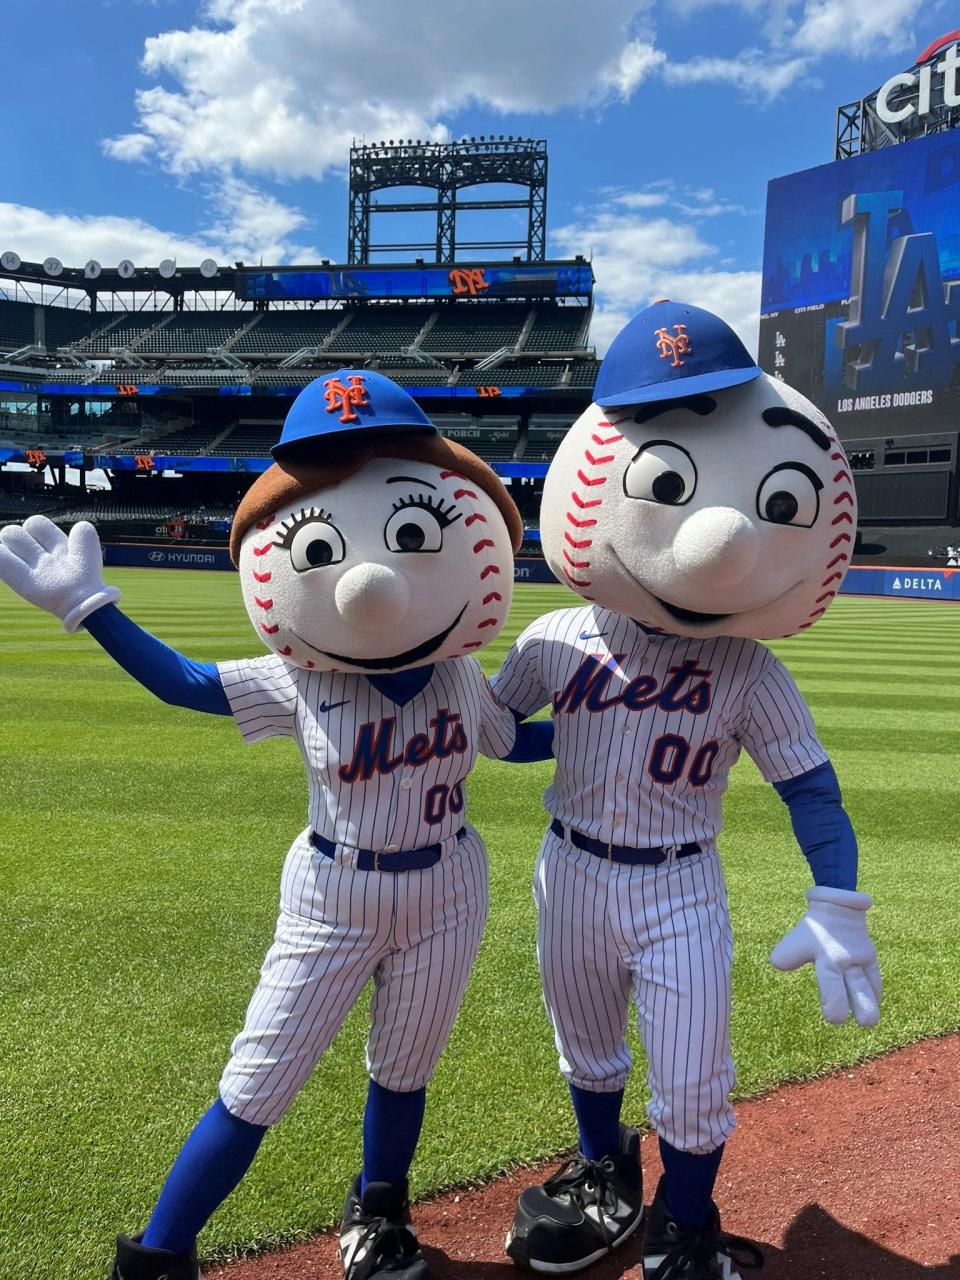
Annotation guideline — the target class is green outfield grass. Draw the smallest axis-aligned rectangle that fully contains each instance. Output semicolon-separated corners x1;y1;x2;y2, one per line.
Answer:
1;571;959;1279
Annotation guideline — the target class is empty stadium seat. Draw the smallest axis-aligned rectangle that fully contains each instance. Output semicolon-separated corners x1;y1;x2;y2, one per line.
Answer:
327;306;434;354
138;312;248;355
523;306;589;352
231;310;345;355
421;305;530;354
0;300;36;352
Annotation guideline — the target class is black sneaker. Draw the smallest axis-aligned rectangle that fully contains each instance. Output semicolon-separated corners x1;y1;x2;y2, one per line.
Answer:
110;1234;200;1280
642;1176;763;1280
339;1176;431;1280
506;1125;643;1273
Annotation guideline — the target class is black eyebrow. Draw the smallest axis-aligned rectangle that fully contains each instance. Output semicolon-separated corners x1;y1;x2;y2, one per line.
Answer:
762;407;830;451
634;395;717;425
386;474;437;489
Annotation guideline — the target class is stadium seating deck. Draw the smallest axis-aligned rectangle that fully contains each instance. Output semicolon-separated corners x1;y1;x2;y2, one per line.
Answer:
43;307;101;350
458;364;568;386
0;300;36;352
77;314;169;353
138;312;250;355
231;310;344;354
421;305;529;353
327;306;434;354
524;306;589;351
209;424;278;456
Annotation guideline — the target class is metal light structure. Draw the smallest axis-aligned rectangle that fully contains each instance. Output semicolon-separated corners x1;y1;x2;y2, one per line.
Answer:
347;138;548;264
837;29;960;158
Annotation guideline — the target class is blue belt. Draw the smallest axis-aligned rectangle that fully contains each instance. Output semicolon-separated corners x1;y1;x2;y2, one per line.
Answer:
310;826;466;872
549;818;701;866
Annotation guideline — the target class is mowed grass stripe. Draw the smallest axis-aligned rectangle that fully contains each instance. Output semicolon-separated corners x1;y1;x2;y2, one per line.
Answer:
1;575;958;1280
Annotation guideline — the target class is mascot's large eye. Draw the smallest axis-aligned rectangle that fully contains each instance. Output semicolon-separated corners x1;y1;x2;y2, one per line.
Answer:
756;464;822;527
384;495;460;554
274;508;346;572
624;441;696;505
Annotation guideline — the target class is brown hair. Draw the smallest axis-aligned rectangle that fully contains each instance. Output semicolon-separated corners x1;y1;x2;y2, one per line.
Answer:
230;432;523;565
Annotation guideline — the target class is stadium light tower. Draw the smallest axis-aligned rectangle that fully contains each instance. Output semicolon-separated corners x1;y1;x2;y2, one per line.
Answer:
347;138;548;264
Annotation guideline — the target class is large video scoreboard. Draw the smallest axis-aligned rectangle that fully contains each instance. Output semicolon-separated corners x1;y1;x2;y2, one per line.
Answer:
759;129;960;440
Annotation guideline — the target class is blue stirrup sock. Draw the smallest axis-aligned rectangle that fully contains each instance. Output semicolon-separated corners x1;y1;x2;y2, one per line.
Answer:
659;1138;725;1231
569;1084;625;1162
361;1080;427;1193
141;1098;268;1254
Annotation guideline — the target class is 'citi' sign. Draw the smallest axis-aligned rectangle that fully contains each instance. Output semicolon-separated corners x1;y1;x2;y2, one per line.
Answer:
875;35;960;125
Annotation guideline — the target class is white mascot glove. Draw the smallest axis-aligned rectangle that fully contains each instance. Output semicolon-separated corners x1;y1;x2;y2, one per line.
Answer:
0;514;120;631
770;885;881;1028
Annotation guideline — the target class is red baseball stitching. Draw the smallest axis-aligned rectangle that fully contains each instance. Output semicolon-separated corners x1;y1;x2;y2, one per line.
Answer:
559;412;625;592
455;476;510;655
800;444;856;626
247;512;297;663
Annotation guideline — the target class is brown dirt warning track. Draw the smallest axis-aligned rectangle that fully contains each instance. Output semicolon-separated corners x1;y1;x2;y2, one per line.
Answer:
209;1035;960;1280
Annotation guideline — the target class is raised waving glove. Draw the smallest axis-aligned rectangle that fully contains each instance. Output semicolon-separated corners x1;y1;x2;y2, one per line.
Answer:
0;515;120;631
770;885;881;1027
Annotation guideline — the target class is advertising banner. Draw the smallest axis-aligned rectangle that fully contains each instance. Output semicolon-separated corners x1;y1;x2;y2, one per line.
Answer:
236;262;593;302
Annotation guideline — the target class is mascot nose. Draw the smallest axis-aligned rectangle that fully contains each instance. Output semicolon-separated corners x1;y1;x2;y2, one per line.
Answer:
334;563;411;632
672;507;760;588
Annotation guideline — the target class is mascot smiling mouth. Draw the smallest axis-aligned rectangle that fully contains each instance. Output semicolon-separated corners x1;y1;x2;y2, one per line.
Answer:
610;546;801;628
292;604;468;671
652;595;730;625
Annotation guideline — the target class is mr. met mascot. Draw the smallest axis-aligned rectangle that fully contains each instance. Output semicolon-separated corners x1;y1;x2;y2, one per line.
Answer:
0;370;551;1280
493;303;882;1280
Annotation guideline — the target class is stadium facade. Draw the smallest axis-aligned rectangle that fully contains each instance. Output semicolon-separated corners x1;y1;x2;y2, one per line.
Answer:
0;139;597;566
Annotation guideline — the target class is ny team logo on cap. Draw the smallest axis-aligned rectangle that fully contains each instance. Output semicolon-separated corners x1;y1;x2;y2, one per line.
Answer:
323;373;368;423
594;299;761;408
654;324;693;369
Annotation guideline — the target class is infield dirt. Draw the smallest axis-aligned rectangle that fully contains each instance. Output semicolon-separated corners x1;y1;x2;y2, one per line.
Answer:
209;1034;960;1280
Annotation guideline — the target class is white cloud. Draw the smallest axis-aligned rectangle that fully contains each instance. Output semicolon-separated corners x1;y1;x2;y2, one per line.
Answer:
599;40;667;100
105;0;662;181
791;0;933;56
662;49;811;100
0;182;322;273
553;204;760;355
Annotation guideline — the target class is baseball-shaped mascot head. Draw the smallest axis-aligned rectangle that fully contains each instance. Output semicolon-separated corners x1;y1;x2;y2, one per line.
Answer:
541;302;856;639
231;370;521;672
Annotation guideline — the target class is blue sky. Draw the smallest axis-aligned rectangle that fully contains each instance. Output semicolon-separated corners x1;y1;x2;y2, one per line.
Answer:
2;0;951;350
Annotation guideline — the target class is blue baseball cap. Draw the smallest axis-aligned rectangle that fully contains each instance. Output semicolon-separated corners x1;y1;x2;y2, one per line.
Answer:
594;300;761;408
273;368;435;459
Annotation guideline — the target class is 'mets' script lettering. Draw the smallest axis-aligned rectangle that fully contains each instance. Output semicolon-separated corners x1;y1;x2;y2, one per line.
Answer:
338;709;468;784
553;656;713;716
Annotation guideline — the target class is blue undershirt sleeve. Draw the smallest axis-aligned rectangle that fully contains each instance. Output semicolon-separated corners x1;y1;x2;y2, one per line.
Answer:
772;760;858;890
82;602;231;716
502;710;554;763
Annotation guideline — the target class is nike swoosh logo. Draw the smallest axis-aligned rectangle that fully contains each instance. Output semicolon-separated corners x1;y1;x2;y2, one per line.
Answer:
318;700;349;713
579;631;607;640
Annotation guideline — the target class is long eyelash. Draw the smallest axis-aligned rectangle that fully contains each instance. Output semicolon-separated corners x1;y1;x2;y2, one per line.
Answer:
391;493;462;527
272;506;334;547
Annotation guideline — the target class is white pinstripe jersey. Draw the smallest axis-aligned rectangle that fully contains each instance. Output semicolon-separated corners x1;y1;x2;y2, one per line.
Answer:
491;606;827;848
218;655;516;851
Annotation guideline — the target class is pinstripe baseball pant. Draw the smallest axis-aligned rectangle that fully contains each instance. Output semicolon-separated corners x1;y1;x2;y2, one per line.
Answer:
219;827;488;1125
534;827;736;1154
